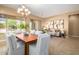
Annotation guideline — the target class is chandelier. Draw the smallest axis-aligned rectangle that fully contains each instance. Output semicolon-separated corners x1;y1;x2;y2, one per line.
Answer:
17;5;31;17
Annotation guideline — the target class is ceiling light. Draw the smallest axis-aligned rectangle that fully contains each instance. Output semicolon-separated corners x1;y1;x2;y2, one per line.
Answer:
25;9;28;12
22;5;25;9
17;5;31;17
28;11;31;14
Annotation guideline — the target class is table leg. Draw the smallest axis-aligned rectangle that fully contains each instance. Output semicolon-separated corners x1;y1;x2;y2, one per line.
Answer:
24;42;29;55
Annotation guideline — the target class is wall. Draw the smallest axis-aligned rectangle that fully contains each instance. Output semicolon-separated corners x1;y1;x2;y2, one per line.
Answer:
41;10;79;36
0;5;19;17
29;15;43;31
69;14;79;37
41;14;69;35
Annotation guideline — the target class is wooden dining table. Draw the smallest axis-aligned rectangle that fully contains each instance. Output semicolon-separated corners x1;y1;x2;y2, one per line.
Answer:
16;33;38;55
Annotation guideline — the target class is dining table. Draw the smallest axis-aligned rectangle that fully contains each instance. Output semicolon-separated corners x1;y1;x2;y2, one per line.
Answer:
16;33;38;55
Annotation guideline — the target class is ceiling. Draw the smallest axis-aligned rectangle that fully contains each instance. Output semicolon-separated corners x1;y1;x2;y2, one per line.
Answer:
2;4;79;17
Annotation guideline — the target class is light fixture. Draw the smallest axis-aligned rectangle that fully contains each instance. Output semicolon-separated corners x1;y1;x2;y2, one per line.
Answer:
17;5;31;17
17;5;31;30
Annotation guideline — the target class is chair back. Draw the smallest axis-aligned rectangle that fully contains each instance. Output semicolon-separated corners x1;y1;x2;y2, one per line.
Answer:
36;33;50;55
35;31;43;35
6;34;17;55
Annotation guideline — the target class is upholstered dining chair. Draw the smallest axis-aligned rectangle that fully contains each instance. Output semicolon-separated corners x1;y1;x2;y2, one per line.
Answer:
29;33;50;55
35;31;43;35
15;30;22;34
6;34;24;55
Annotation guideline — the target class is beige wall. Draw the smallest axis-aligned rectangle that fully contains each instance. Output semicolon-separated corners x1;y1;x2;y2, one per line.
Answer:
69;14;79;37
41;10;79;36
29;15;43;30
0;5;19;17
41;15;69;35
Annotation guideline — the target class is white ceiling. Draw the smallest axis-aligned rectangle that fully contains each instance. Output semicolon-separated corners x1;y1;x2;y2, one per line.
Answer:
2;4;79;17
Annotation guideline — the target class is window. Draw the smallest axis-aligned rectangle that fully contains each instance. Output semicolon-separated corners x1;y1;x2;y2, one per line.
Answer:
7;18;26;33
0;18;6;41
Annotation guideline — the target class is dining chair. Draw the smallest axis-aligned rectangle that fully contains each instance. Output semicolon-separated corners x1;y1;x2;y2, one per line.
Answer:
6;34;24;55
15;30;22;34
30;30;36;34
29;33;50;55
35;31;43;35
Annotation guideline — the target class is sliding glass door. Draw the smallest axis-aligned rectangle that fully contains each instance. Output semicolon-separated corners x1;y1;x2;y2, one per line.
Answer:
6;18;27;34
0;17;7;54
0;17;6;41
